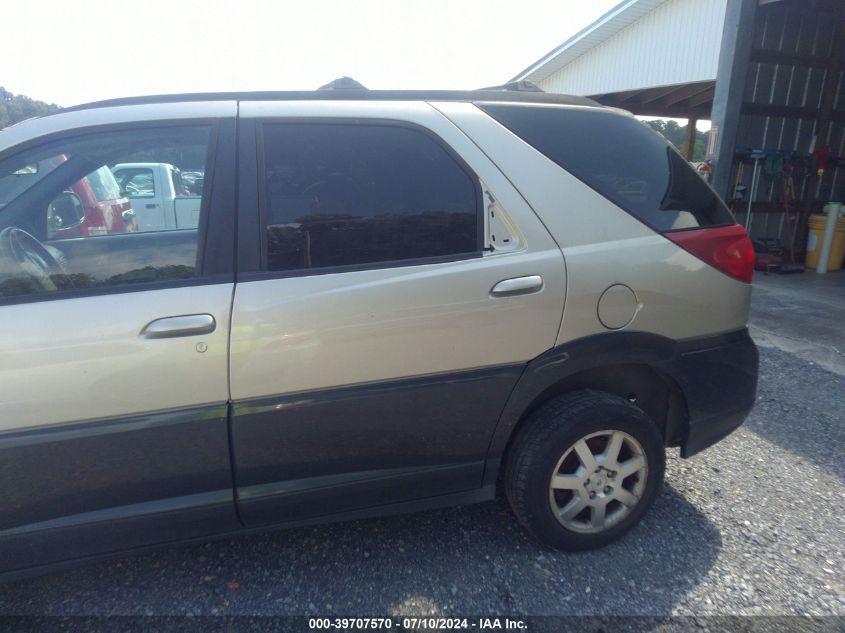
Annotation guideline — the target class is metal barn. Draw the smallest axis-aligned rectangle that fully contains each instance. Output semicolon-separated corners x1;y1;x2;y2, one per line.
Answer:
512;0;845;267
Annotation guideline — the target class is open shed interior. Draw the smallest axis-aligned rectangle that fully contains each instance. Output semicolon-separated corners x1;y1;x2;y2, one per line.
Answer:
580;0;845;271
731;0;845;262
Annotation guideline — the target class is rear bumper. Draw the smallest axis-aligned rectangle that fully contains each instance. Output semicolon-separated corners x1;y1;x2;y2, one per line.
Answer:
674;328;759;457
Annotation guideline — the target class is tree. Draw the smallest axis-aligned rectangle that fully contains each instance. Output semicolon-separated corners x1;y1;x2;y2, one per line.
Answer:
645;119;708;162
0;87;60;129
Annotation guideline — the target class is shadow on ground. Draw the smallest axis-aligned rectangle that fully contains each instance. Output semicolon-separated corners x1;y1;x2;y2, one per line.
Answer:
743;346;844;477
0;483;720;616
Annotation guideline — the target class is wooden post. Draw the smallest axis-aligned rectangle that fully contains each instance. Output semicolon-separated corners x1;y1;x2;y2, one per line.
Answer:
710;0;757;200
682;117;698;160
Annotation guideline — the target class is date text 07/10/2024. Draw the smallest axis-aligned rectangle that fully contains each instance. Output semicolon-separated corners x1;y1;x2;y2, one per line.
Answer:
308;618;528;630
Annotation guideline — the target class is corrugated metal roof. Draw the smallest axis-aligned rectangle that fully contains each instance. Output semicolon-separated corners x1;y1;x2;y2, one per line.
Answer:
510;0;672;83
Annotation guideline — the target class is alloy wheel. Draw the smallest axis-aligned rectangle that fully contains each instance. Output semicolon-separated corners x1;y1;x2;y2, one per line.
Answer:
548;429;648;534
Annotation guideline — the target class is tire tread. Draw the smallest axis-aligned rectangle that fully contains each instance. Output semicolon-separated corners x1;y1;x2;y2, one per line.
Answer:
504;389;664;550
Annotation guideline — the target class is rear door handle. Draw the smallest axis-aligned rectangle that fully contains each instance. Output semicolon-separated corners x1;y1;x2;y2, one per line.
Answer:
490;275;544;297
145;203;159;209
140;314;216;339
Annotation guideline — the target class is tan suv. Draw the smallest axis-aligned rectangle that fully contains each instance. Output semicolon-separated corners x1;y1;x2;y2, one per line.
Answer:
0;88;758;577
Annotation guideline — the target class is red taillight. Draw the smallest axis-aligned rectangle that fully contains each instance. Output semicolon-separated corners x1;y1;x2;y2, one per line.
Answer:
664;224;755;283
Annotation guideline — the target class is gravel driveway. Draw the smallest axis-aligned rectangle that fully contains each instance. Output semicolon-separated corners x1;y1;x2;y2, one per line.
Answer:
1;342;842;618
3;273;845;619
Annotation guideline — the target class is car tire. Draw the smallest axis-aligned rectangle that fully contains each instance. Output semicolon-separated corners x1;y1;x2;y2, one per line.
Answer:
504;389;665;551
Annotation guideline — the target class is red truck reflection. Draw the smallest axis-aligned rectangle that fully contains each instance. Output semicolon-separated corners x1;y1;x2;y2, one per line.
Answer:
59;165;137;238
0;155;137;239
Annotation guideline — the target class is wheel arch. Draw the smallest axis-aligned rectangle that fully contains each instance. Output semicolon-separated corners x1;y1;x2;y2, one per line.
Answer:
484;332;690;487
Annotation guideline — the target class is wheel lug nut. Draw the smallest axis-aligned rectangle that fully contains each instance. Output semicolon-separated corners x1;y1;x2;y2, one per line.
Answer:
589;491;596;499
604;486;612;494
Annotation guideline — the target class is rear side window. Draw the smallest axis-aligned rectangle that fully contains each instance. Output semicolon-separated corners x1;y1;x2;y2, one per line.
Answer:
261;122;480;272
479;104;734;232
114;168;155;198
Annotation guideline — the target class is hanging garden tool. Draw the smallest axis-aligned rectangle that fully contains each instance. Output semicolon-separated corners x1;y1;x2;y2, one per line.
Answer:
744;150;766;232
778;157;805;274
732;161;745;201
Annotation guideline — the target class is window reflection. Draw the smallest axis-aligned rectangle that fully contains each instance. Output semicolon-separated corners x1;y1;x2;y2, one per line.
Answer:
263;123;480;272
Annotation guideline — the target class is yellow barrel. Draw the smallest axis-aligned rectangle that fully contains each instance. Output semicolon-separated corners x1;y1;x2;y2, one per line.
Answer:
805;213;845;270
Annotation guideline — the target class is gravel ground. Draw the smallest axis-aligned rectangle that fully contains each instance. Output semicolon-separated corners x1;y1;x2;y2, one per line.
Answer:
0;343;842;617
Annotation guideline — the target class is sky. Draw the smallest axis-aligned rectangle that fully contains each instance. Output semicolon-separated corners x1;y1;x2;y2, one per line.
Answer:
1;0;622;107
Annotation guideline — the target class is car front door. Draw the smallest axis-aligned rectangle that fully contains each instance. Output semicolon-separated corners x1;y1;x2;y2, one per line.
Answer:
229;101;567;527
0;107;239;574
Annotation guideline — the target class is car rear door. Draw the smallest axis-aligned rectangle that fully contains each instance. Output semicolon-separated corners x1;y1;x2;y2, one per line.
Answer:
229;100;567;527
0;103;239;573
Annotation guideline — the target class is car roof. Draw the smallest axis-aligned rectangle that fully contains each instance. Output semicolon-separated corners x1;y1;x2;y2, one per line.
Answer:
58;90;600;114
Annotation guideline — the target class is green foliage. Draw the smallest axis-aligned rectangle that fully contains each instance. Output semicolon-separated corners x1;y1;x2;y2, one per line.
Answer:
0;264;199;298
645;119;708;162
0;87;60;130
267;212;476;271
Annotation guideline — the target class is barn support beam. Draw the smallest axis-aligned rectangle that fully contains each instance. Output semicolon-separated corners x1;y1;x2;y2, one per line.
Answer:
683;118;698;161
710;0;757;201
663;82;713;108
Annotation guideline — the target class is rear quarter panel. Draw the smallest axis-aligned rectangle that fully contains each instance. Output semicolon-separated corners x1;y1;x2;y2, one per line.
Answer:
433;102;751;343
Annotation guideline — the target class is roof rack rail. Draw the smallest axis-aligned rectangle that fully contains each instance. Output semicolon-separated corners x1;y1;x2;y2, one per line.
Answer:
54;88;599;116
318;77;368;90
477;80;545;93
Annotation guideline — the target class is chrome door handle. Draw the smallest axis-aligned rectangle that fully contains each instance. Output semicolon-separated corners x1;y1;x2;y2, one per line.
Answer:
140;314;216;339
490;275;544;297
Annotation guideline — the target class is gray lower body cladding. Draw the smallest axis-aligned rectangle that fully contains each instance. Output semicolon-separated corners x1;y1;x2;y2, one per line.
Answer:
0;330;757;576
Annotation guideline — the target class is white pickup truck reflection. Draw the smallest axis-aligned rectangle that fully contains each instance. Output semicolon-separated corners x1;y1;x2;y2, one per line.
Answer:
112;162;202;231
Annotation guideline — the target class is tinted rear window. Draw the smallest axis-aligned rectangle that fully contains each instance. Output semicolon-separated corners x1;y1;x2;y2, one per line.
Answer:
479;104;734;231
261;123;480;272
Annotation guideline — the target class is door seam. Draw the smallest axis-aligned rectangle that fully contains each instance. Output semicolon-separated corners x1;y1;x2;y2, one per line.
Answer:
226;101;245;527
